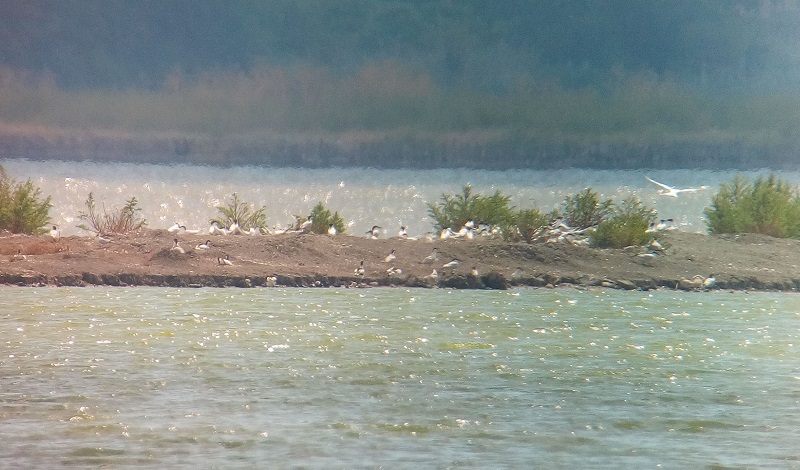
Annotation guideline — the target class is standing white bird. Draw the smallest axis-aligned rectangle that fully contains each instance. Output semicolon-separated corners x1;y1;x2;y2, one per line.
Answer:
327;224;337;236
210;222;229;236
49;225;61;241
354;260;365;277
229;222;244;235
442;258;460;269
12;248;27;261
170;238;185;254
398;226;408;238
366;225;382;239
645;176;707;198
422;248;439;263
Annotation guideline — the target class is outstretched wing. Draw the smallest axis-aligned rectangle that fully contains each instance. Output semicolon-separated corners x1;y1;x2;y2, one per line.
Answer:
674;186;707;194
644;176;673;192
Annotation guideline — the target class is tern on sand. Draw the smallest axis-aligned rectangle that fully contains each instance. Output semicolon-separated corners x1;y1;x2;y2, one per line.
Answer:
170;238;185;254
354;260;365;276
49;225;61;241
645;176;707;198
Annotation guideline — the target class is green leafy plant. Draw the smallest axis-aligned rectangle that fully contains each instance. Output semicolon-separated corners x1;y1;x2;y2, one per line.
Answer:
502;208;550;242
590;196;656;248
0;165;52;234
307;202;346;234
559;188;613;229
77;192;146;235
704;173;800;238
427;185;515;232
210;193;267;230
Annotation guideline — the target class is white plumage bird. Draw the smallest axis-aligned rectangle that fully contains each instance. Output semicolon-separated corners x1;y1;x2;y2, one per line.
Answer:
645;176;707;198
169;238;185;254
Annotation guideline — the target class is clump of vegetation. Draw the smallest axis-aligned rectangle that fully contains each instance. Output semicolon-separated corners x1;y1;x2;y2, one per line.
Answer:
428;185;515;231
211;193;267;230
590;196;656;248
77;192;146;235
502;208;550;242
704;173;800;238
0;165;52;234
559;188;613;229
307;202;346;234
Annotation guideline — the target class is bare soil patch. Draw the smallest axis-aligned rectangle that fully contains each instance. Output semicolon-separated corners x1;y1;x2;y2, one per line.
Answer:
1;229;799;290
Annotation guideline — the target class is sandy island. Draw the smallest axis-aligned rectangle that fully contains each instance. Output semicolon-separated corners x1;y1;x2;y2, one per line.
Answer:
1;229;799;291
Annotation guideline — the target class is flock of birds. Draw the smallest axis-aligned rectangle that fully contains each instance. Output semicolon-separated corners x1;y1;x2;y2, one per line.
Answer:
167;218;471;280
157;176;710;285
12;176;715;288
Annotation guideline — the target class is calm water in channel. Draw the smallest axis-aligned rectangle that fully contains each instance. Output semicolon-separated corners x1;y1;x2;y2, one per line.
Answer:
1;286;799;468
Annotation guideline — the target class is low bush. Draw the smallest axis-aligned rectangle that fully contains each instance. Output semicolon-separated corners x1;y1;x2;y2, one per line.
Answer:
590;196;656;248
704;173;800;238
77;192;147;235
428;185;515;231
559;188;613;229
502;208;550;242
211;193;267;230
307;202;346;234
0;165;52;234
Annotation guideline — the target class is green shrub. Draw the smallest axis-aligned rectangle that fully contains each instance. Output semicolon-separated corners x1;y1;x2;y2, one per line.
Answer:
210;193;267;230
502;208;550;242
308;202;346;234
704;173;800;238
428;185;514;231
0;165;52;234
590;196;656;248
559;188;613;229
77;192;146;235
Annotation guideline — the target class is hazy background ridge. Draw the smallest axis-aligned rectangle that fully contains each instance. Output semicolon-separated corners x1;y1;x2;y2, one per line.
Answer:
2;0;799;168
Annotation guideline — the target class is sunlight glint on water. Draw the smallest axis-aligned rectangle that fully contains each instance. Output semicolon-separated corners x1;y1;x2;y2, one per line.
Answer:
6;159;800;236
1;287;799;468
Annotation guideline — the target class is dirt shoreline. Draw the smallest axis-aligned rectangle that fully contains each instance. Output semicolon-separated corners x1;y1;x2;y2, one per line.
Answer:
1;229;799;291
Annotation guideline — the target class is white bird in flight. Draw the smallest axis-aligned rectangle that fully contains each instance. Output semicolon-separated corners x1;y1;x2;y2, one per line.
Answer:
645;176;707;198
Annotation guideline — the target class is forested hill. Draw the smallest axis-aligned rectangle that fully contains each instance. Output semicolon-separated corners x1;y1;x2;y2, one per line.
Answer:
2;1;800;169
3;0;798;92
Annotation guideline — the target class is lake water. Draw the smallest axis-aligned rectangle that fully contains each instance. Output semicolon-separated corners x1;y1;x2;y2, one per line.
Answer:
2;286;799;468
5;159;800;237
2;160;800;467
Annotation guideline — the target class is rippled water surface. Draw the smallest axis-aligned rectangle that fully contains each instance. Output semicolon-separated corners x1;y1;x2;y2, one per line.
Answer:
6;159;800;237
2;287;799;468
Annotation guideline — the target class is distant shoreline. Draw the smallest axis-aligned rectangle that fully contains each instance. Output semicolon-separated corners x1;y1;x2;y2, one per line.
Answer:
3;127;800;170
